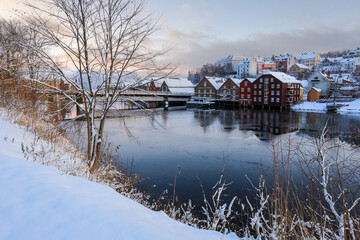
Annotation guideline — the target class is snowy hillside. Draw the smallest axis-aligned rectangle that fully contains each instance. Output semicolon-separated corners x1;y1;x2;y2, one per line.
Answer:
0;115;239;240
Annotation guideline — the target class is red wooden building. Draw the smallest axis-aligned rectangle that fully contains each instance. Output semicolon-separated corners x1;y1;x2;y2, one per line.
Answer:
239;78;256;106
252;72;301;108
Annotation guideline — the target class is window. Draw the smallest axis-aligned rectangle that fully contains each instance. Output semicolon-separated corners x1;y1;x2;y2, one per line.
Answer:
232;90;235;95
258;90;262;95
204;82;207;87
259;85;262;89
260;78;263;83
270;78;274;82
264;84;268;91
244;81;248;87
210;89;212;93
241;88;244;92
271;90;274;95
271;97;274;102
254;84;257;89
254;97;257;101
223;90;226;94
258;97;262;102
247;94;251;99
247;88;251;92
240;94;244;99
277;84;280;88
276;98;280;103
276;90;280;96
264;78;269;84
254;91;257;95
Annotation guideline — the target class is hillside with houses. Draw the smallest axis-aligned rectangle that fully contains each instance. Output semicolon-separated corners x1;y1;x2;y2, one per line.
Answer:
149;48;360;112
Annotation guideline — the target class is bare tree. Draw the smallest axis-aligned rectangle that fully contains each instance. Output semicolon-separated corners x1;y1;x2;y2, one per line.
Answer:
294;122;360;239
19;0;173;173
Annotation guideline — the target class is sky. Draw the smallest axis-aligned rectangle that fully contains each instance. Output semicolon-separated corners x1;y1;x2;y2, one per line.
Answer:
1;0;360;75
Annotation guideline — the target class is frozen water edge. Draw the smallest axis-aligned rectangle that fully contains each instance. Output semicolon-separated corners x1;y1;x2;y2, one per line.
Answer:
0;114;240;240
292;99;360;115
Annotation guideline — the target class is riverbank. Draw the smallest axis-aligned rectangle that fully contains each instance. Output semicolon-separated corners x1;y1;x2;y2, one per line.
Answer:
291;98;360;115
0;112;240;240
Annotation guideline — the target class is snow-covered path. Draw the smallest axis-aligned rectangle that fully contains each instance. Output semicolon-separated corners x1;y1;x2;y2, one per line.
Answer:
0;116;239;240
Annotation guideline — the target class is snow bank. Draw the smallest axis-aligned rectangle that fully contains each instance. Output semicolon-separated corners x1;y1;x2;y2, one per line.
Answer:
337;99;360;115
0;115;240;240
291;101;327;113
292;99;360;115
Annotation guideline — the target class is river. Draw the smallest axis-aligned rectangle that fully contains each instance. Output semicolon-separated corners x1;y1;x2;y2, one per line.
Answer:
69;109;360;209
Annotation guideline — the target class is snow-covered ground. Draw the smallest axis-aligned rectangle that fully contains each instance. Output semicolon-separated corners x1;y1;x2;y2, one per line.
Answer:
0;114;239;240
292;99;360;115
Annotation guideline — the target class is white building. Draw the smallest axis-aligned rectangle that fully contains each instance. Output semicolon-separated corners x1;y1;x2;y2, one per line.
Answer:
340;57;360;73
296;53;321;67
237;58;258;78
214;56;250;72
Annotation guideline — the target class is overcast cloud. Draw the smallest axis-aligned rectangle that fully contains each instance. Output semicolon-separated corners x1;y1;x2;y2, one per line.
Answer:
158;24;360;74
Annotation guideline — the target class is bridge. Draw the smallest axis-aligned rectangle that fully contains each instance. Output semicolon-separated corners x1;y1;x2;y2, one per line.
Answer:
65;90;193;119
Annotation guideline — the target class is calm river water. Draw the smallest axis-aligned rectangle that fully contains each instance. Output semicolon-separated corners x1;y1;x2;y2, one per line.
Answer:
71;109;360;208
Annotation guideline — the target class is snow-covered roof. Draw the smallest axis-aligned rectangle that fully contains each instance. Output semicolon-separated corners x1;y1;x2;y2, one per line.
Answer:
162;78;194;88
309;87;322;93
296;53;318;60
244;78;256;83
228;78;241;87
151;79;164;87
299;80;308;88
168;87;194;94
277;55;292;61
204;76;226;90
261;71;300;84
340;86;357;91
343;49;360;58
293;63;309;69
340;57;359;64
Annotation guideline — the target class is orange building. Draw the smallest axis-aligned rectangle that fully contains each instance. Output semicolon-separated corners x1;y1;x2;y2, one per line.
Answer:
307;87;321;101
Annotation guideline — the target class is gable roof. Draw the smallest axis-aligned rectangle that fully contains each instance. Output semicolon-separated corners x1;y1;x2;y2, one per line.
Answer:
204;76;226;90
228;78;242;87
261;71;300;84
162;78;194;88
293;63;309;70
244;77;256;83
309;87;322;93
296;53;319;60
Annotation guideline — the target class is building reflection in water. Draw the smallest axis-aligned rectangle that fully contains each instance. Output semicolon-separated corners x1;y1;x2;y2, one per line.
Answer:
298;112;360;146
238;109;300;141
192;109;300;140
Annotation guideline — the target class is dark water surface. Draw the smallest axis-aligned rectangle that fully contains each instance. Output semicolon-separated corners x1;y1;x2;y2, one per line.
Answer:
94;109;360;207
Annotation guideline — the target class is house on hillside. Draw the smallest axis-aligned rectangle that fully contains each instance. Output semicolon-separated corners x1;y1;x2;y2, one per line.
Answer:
356;63;360;74
237;58;258;78
252;72;301;108
257;60;277;74
218;78;241;101
296;53;321;67
307;72;331;98
340;57;360;73
160;78;194;94
239;78;256;106
214;56;248;73
194;76;226;99
343;48;360;58
307;87;322;101
289;63;310;78
275;55;295;73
